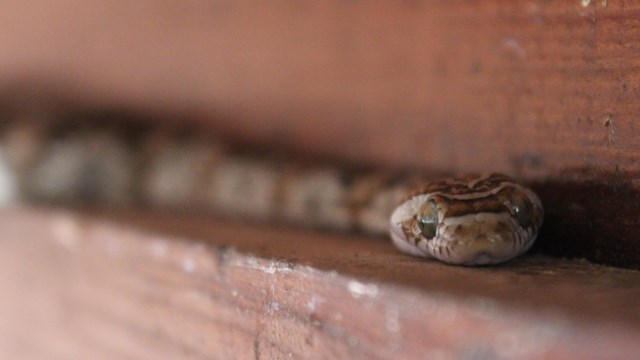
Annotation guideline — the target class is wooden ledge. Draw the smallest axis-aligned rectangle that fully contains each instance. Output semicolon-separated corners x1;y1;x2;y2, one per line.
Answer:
1;208;639;358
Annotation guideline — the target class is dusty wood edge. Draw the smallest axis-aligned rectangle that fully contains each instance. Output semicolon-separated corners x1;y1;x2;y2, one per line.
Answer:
1;208;639;359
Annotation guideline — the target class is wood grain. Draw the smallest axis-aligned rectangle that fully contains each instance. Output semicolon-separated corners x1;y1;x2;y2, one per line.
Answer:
0;1;637;175
2;2;640;358
1;2;640;264
1;208;639;359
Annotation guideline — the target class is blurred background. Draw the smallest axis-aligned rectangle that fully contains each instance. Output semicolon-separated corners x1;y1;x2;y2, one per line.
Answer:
1;1;631;179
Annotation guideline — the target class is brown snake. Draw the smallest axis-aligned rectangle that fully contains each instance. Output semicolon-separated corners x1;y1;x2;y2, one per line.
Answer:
390;173;543;266
0;120;543;266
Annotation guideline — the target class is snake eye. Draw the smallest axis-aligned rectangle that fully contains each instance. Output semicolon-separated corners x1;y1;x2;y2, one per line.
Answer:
511;192;532;227
417;200;438;239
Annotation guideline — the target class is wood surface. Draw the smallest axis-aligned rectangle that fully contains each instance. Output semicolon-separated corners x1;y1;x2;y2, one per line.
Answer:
1;2;640;357
1;208;639;359
0;0;636;176
1;0;639;267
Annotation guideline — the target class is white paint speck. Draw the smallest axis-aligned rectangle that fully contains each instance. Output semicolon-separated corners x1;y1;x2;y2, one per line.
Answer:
239;256;292;274
263;262;279;274
271;302;280;311
183;257;196;273
265;302;280;314
307;295;324;312
581;0;591;7
347;280;379;298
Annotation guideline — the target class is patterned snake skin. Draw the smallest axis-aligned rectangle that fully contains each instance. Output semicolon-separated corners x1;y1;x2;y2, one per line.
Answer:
0;117;543;266
390;174;543;265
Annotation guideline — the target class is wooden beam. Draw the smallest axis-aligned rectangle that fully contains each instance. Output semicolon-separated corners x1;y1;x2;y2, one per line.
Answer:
0;1;637;176
1;209;639;358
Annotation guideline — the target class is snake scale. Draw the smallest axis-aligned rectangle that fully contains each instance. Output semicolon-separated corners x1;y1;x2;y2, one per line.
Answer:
0;116;544;266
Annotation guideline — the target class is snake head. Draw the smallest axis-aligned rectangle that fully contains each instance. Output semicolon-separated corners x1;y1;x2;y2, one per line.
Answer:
389;174;544;266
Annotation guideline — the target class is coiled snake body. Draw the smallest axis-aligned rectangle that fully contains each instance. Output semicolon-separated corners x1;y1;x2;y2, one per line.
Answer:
0;119;544;266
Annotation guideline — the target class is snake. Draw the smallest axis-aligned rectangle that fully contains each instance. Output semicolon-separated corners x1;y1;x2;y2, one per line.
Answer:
390;173;543;265
0;117;544;266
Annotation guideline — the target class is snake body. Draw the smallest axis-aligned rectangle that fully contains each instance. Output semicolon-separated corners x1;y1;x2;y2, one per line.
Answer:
0;118;543;266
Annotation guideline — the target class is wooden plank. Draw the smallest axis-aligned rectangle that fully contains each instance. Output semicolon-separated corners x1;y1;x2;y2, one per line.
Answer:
1;209;639;359
0;1;637;176
1;1;640;267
